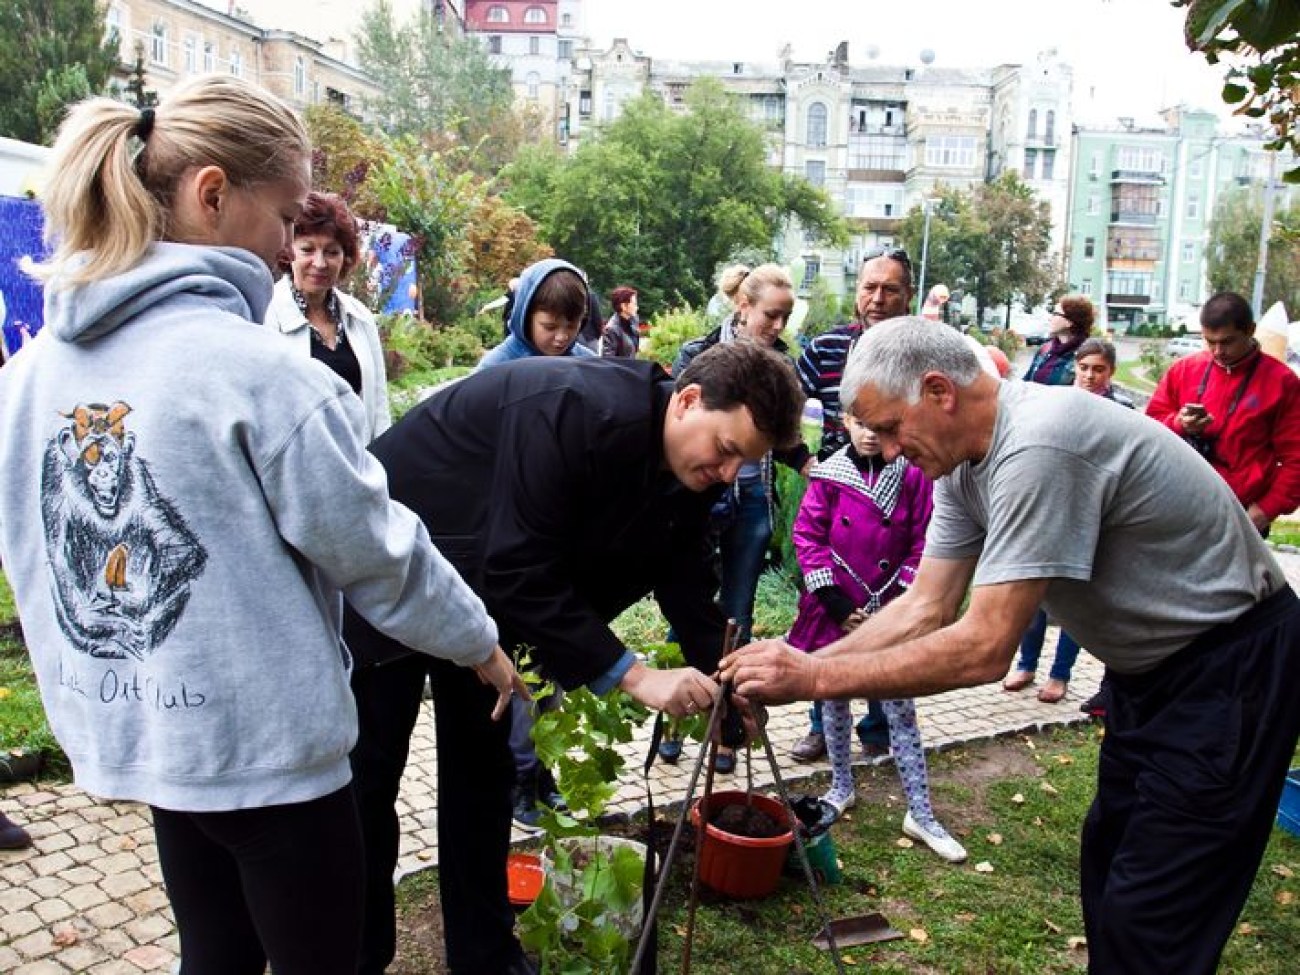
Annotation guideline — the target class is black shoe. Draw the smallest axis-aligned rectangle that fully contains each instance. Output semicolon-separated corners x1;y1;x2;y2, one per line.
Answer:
501;953;539;975
1079;692;1107;718
0;812;32;850
512;774;543;830
536;767;567;813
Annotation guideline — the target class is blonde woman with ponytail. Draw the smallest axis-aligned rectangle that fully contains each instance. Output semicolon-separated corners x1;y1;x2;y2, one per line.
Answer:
659;263;812;771
0;75;522;975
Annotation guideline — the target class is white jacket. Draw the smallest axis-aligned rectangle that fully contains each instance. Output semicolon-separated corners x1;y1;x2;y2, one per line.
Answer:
264;277;392;442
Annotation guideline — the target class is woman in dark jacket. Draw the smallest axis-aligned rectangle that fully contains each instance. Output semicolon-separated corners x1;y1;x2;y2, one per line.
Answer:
600;285;641;357
1022;293;1094;387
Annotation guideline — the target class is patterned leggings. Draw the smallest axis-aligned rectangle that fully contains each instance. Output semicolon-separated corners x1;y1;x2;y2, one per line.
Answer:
823;697;940;829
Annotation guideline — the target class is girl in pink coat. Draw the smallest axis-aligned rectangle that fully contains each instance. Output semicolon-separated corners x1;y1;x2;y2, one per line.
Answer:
787;414;966;862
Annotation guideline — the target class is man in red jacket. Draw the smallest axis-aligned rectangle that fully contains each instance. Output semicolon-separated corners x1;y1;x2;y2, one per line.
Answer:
1146;291;1300;535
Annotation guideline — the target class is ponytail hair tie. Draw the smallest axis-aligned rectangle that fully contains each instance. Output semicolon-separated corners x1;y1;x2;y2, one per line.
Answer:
135;107;156;142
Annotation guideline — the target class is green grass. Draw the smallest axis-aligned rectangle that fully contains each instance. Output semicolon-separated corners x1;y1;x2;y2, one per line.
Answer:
1112;359;1157;394
0;571;65;777
394;725;1300;973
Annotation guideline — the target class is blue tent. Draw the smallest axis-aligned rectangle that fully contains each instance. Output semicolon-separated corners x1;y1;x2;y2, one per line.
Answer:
0;195;45;359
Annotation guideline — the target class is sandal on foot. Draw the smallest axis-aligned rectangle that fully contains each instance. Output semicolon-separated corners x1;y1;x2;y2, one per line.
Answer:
1037;678;1068;704
1002;670;1035;692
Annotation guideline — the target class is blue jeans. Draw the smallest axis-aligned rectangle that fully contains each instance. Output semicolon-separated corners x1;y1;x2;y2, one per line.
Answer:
1017;607;1081;681
717;476;771;645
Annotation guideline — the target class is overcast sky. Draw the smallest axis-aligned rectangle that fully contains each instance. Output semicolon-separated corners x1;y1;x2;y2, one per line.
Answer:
581;0;1238;128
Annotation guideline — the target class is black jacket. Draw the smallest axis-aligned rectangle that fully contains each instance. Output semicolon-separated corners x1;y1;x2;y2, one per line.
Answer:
347;357;726;688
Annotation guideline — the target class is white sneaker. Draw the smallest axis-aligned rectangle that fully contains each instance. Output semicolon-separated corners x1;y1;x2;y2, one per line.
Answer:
903;812;967;863
822;791;857;819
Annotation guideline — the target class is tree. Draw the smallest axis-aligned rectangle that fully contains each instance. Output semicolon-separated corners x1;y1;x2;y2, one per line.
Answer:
1177;0;1300;182
1206;186;1300;311
501;79;847;312
304;105;390;220
898;173;1059;326
0;0;119;144
355;0;523;166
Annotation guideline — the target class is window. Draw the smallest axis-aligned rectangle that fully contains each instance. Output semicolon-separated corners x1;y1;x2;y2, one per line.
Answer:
1179;280;1191;301
603;90;615;121
524;6;546;24
203;41;215;73
229;47;242;77
1042;150;1055;180
487;5;508;22
807;102;828;148
1186;191;1200;220
1087;193;1100;216
1117;146;1164;174
183;35;196;73
1081;278;1093;295
150;23;168;65
294;56;306;96
1045;110;1055;144
1090;151;1101;177
562;12;572;26
558;39;573;59
529;36;540;55
526;72;540;100
488;35;501;54
1027;108;1038;139
1182;242;1195;262
1024;149;1037;179
1189;156;1204;178
844;183;904;219
805;159;826;188
1106;271;1153;296
1084;237;1096;259
104;4;122;43
579;90;592;115
925;135;978;168
802;257;821;290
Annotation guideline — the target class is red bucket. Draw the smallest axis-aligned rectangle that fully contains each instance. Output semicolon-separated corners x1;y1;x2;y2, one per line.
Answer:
690;790;794;899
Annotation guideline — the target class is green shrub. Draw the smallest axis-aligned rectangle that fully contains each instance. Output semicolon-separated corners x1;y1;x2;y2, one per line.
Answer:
425;324;485;368
378;313;436;381
1139;340;1172;384
639;305;710;369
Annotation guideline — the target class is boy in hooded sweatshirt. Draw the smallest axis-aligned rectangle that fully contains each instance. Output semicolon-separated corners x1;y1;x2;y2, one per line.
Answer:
476;258;596;370
475;258;594;827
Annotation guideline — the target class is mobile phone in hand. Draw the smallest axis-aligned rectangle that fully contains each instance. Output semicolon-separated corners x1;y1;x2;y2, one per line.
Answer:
1184;403;1207;418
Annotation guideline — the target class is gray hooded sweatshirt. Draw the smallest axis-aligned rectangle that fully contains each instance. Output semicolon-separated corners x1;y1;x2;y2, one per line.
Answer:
0;243;497;811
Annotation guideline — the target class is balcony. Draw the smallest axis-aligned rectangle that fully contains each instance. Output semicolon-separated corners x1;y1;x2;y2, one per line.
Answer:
1109;209;1158;226
1110;169;1165;184
1106;293;1151;306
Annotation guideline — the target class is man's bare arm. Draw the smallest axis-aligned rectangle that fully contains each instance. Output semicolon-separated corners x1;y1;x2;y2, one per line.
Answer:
816;555;978;661
809;576;1049;701
722;562;1050;705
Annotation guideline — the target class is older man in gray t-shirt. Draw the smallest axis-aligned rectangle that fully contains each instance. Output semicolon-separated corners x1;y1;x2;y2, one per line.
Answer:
722;317;1300;975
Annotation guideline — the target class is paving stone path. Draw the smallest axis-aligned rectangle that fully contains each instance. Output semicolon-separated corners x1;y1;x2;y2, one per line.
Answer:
5;547;1298;973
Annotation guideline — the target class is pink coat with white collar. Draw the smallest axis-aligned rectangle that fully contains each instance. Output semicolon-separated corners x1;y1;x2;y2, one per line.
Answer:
786;448;933;653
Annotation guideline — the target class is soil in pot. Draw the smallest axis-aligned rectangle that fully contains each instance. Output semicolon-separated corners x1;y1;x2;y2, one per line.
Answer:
710;802;784;838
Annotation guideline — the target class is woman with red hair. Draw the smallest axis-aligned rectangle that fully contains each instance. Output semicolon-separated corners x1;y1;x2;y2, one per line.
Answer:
265;191;391;442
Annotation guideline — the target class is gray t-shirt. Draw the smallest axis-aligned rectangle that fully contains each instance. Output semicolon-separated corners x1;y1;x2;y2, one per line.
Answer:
925;381;1283;673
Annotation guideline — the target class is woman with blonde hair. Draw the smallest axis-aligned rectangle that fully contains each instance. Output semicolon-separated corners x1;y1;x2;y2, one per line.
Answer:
0;75;522;975
661;263;812;770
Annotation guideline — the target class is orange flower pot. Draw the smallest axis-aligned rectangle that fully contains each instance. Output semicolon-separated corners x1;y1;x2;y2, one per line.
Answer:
690;790;794;900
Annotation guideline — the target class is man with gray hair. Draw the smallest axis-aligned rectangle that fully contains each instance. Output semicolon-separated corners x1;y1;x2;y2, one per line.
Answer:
723;316;1300;974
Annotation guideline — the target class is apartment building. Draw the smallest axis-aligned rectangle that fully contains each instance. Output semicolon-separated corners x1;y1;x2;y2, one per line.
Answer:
549;38;1073;299
105;0;382;118
1065;107;1297;329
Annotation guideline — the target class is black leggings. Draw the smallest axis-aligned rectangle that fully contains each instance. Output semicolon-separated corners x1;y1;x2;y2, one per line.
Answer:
151;785;364;975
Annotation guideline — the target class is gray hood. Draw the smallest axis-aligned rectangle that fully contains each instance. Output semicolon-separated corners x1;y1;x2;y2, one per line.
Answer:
44;243;274;343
